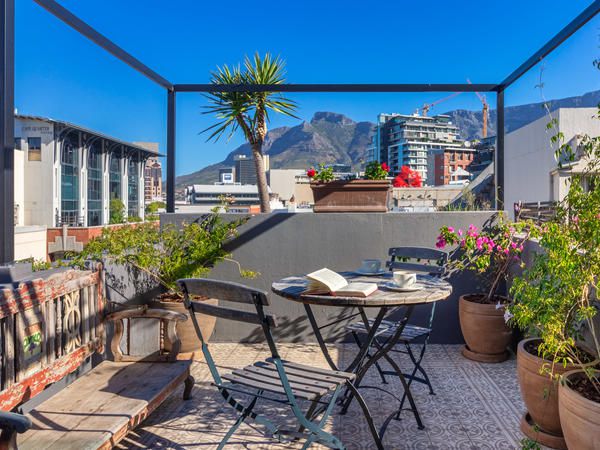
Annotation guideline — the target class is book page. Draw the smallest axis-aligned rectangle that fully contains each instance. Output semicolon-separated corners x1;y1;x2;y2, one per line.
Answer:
306;268;348;293
334;282;378;298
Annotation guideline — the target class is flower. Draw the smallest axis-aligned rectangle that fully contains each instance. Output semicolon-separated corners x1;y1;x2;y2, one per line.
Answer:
306;168;316;178
381;162;390;172
435;236;446;249
447;226;454;233
503;310;514;324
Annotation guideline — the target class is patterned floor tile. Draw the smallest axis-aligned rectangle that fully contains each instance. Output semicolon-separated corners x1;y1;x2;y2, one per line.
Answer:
119;344;528;449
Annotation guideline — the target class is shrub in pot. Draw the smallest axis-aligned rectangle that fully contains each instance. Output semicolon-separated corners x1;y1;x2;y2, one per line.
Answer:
436;218;533;362
72;210;255;352
508;130;600;449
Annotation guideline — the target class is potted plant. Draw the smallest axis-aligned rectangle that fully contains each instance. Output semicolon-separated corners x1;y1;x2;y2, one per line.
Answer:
436;218;533;362
308;161;392;212
508;121;600;449
73;210;255;352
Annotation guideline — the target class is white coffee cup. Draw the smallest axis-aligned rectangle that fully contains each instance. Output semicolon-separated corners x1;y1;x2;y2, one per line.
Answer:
360;259;381;273
393;270;417;287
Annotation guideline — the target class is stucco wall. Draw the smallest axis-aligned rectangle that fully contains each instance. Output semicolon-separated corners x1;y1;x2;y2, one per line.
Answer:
161;211;499;344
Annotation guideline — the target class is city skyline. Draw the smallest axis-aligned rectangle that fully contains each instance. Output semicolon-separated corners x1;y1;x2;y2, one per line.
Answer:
15;0;600;176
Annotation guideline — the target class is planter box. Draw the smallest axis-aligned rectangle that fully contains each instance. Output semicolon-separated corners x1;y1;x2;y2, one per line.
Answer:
311;180;392;213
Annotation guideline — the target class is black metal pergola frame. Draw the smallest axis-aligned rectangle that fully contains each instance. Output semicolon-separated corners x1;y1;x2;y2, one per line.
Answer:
1;0;600;263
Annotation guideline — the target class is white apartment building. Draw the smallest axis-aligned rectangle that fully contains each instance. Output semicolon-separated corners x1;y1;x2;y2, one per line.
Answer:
368;113;463;184
505;107;600;215
14;115;159;228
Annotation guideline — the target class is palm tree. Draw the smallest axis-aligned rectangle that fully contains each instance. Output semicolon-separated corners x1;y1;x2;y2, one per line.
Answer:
203;53;297;213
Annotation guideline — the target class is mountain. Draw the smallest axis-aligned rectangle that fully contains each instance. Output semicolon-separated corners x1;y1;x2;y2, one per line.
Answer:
446;89;600;140
176;112;374;188
176;90;600;188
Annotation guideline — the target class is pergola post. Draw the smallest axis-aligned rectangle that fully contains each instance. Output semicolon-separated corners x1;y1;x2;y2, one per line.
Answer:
166;89;176;213
0;0;15;264
496;90;505;210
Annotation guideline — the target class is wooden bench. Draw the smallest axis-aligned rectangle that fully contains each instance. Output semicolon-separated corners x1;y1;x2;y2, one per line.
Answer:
0;267;193;450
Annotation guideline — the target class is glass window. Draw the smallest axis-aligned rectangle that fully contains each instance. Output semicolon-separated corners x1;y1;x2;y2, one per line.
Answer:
109;153;121;200
87;143;102;226
28;137;42;161
127;158;139;218
60;134;79;226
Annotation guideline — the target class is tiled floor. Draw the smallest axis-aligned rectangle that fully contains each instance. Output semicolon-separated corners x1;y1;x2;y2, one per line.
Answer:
120;344;526;449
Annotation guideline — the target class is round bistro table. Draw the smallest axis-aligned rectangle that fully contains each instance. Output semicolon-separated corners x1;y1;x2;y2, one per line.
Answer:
271;272;452;445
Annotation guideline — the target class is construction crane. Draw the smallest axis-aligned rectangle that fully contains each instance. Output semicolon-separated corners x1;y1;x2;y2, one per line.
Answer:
421;91;462;116
467;78;489;138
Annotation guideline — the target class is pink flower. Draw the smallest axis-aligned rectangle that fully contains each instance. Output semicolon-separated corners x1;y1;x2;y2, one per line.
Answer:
458;229;463;236
511;242;517;249
476;237;484;250
435;238;446;249
504;248;510;255
573;216;579;224
447;226;454;233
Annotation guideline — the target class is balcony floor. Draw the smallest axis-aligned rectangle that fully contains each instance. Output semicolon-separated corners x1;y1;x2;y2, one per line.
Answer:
119;344;525;449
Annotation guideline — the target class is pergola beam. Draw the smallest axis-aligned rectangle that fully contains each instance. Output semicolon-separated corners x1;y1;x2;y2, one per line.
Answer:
174;83;498;93
0;0;14;263
32;0;173;90
498;0;600;91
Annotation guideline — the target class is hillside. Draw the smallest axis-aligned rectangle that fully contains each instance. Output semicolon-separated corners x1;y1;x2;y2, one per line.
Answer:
176;90;600;188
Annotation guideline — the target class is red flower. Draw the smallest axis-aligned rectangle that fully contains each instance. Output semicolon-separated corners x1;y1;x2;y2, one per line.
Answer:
306;168;316;178
393;166;422;188
381;162;390;172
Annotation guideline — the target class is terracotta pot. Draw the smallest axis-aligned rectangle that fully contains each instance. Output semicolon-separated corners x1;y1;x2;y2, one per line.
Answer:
517;338;599;448
559;370;600;450
151;298;218;353
459;294;512;363
311;179;391;213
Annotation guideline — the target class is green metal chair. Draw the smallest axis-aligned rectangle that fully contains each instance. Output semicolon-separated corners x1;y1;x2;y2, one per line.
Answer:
345;247;448;418
178;278;383;450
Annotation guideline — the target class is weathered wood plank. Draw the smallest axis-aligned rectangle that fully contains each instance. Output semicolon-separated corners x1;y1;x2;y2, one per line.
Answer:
19;360;191;450
4;317;15;389
271;274;452;307
0;341;101;411
81;285;90;345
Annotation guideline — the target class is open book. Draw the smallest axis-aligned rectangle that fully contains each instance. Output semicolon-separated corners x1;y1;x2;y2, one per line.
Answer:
305;268;378;297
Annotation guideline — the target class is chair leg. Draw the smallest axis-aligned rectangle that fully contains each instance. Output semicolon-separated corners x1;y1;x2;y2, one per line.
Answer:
217;394;259;450
183;375;195;400
345;382;384;450
351;331;388;385
407;341;435;395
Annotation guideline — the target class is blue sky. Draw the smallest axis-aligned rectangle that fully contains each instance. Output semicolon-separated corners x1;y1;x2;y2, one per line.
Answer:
15;0;600;175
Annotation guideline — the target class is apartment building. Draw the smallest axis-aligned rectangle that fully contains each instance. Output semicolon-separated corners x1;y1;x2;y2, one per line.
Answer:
368;113;463;184
143;156;163;203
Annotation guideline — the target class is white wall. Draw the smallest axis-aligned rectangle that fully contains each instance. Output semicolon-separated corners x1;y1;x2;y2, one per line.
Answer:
505;108;600;217
16;118;56;227
14;226;47;261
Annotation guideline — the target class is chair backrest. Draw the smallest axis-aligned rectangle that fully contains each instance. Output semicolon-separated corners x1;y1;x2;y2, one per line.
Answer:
177;278;281;387
386;246;448;276
177;278;277;331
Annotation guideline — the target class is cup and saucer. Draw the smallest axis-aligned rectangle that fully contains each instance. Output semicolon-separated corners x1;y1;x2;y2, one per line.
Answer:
382;270;423;292
354;259;387;276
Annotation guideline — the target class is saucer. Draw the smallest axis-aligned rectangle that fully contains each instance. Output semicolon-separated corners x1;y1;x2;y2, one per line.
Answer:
381;281;423;292
354;269;387;276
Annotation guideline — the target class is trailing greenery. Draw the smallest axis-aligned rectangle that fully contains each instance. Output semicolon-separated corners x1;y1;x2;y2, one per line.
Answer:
436;216;535;303
109;198;126;224
145;201;166;214
71;209;256;294
508;85;600;392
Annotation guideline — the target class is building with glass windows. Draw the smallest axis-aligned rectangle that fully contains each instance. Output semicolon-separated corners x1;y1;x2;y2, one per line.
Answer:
367;113;463;185
14;115;159;228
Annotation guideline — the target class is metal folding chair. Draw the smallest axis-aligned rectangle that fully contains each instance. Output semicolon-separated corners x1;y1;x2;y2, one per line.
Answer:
345;247;448;416
179;278;380;450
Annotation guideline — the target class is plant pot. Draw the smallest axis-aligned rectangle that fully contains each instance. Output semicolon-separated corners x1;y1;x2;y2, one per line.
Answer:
151;298;218;353
311;179;391;213
459;294;512;363
517;338;599;449
559;370;600;450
